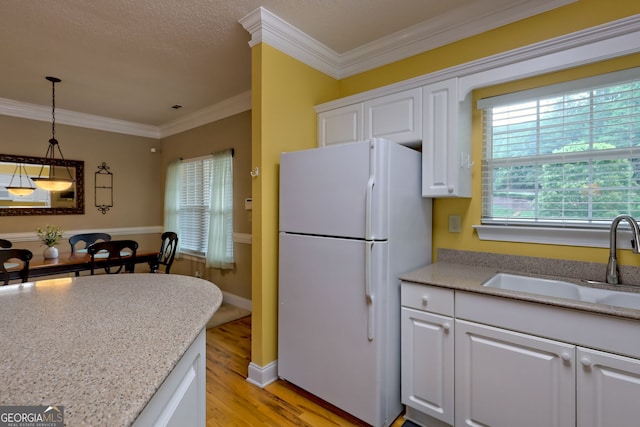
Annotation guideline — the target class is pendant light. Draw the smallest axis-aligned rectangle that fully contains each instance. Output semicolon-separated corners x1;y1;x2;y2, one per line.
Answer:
5;163;35;196
32;76;74;192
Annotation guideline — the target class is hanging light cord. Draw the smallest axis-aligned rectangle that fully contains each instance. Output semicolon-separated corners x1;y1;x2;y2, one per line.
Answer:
50;77;56;144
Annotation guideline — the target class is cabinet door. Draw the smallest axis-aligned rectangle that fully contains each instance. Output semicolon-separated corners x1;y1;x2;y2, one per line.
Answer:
422;78;472;198
455;320;575;427
317;103;363;146
364;88;422;145
401;307;454;425
578;347;640;427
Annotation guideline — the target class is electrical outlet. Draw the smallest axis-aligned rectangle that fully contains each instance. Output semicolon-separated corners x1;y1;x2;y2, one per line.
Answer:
448;215;462;233
194;271;201;278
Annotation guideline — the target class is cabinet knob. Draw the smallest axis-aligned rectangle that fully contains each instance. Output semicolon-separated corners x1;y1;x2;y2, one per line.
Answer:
421;296;428;306
560;352;572;362
442;323;451;332
447;187;454;194
580;357;592;368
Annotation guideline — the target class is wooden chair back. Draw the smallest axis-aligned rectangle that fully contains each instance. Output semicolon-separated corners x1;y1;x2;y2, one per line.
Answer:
69;233;112;253
87;240;138;275
0;248;33;285
152;232;178;274
0;239;12;249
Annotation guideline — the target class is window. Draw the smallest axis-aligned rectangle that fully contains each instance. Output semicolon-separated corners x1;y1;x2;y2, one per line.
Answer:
480;68;640;229
165;149;234;269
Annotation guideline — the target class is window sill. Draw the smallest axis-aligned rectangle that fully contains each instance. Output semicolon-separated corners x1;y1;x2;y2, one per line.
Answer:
473;224;634;250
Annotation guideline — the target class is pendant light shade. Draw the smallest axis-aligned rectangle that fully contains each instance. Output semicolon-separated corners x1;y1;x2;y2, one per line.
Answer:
5;163;35;196
32;76;75;192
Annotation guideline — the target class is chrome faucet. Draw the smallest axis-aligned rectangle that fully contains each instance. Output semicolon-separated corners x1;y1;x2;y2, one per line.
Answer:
607;214;640;284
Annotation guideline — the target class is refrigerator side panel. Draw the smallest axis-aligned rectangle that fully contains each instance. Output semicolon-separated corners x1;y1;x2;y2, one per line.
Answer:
279;141;371;239
384;141;434;424
278;233;389;426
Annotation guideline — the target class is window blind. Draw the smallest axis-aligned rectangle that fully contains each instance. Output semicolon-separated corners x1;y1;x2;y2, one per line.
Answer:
480;68;640;228
178;157;212;256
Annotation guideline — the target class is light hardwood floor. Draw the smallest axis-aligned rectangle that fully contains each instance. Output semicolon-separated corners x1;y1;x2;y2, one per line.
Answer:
205;316;406;427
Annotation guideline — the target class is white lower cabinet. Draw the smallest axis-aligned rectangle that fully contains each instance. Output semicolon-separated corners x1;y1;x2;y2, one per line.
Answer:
133;329;206;427
401;283;640;427
455;320;575;427
401;307;454;425
577;347;640;427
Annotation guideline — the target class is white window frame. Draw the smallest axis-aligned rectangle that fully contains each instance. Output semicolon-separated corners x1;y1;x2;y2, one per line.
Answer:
168;151;234;267
478;68;640;229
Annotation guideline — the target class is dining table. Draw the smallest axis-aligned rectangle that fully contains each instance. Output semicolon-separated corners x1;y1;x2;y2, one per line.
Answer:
6;247;160;281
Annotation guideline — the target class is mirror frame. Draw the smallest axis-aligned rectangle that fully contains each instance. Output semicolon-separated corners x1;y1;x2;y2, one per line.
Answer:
0;154;84;216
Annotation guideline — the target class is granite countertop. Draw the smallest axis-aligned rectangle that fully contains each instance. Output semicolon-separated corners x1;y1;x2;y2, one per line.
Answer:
0;273;222;426
401;262;640;321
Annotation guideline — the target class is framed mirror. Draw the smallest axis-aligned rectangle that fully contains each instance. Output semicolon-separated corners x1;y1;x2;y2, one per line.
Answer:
0;154;84;216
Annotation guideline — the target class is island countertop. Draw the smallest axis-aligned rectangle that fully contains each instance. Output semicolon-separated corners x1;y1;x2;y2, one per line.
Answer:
0;273;222;426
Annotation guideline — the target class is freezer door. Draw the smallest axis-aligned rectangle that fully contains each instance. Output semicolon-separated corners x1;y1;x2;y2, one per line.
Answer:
278;233;395;427
279;139;388;240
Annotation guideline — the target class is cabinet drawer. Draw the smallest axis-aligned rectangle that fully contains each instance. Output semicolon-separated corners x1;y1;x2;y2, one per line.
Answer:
401;282;453;316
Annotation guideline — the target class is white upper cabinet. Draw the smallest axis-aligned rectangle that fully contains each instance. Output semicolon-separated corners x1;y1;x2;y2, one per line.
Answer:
318;103;364;147
316;79;473;198
317;88;421;147
421;78;472;198
364;88;422;145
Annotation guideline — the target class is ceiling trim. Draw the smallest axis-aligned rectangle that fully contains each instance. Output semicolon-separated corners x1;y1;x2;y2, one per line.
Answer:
0;90;252;140
159;90;252;138
240;0;577;79
0;97;161;138
314;13;640;112
239;7;339;78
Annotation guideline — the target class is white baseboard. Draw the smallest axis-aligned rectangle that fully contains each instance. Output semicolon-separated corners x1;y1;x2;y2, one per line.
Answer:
246;361;278;388
221;292;252;312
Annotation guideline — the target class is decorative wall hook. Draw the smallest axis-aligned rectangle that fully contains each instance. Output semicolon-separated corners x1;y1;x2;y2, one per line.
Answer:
250;167;259;177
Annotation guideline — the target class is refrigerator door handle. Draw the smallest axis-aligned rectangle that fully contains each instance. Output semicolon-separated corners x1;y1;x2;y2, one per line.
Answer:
365;139;376;240
365;241;374;341
365;176;375;240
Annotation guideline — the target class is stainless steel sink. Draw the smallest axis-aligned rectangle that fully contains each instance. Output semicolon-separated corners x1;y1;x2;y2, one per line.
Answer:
482;273;640;310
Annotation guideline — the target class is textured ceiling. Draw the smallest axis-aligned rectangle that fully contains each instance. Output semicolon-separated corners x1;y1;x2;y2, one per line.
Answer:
0;0;565;128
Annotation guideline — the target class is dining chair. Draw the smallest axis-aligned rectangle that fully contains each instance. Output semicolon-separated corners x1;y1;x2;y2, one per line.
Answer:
151;232;178;274
0;239;12;248
0;248;33;285
69;233;112;253
87;240;138;275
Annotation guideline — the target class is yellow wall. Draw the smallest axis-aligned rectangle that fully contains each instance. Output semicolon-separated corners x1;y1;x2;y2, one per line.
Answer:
250;0;640;367
250;44;338;365
334;0;640;267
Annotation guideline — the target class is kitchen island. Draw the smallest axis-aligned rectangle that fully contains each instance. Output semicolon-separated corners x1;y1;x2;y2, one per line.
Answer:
0;273;222;426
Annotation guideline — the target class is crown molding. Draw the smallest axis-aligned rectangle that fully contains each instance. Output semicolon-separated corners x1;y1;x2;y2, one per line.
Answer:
0;97;162;138
240;0;576;79
239;7;339;78
315;13;640;112
159;90;251;138
0;90;252;140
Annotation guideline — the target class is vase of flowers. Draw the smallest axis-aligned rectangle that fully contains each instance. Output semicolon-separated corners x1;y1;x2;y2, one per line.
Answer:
36;224;64;259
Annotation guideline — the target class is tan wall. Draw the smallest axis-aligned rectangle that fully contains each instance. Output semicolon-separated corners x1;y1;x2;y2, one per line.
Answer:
0;115;162;234
160;111;252;301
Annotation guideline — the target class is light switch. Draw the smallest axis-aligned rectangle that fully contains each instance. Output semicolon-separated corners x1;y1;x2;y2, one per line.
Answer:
244;198;252;210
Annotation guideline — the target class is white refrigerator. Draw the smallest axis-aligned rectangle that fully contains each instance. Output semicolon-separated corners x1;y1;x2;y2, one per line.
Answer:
278;138;432;427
